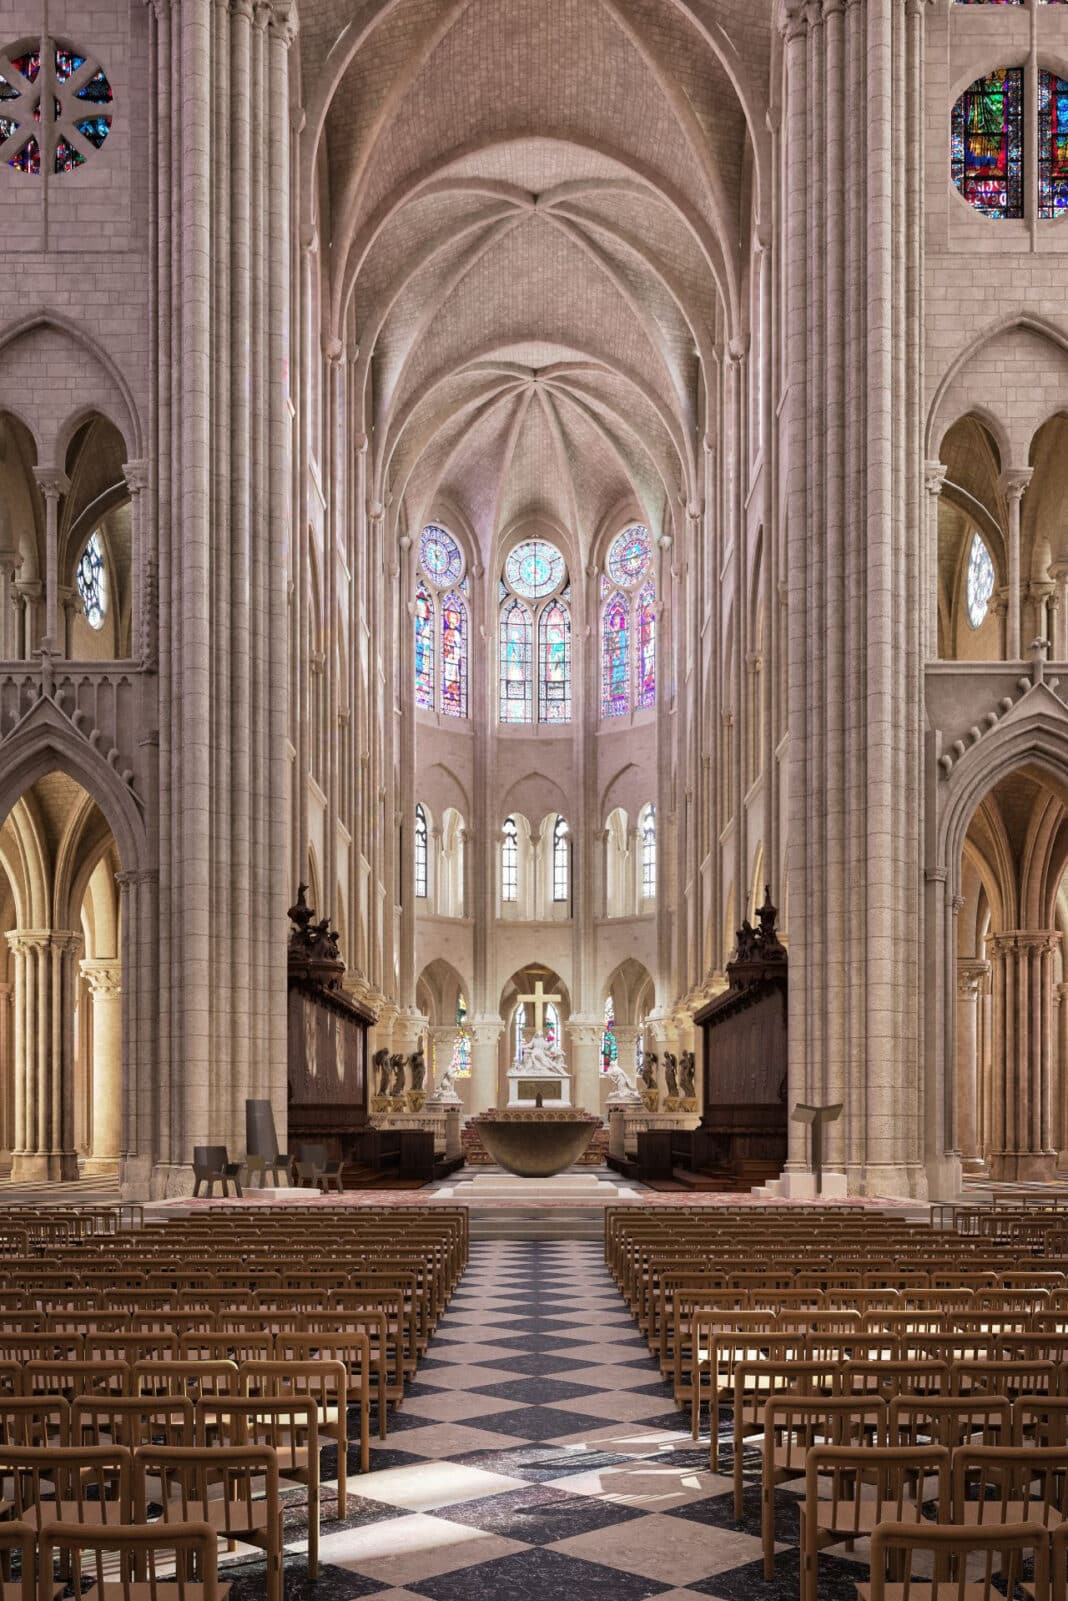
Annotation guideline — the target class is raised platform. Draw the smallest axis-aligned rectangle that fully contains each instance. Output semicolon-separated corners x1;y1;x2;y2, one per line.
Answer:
433;1170;641;1206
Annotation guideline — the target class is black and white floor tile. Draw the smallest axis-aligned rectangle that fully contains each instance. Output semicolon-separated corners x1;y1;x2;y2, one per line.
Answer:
223;1240;867;1601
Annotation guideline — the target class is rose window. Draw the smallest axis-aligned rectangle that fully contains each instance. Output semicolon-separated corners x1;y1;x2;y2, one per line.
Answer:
0;38;113;175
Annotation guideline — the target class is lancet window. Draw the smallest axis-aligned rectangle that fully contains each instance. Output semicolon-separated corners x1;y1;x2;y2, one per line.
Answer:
601;524;656;718
413;525;468;718
499;538;571;724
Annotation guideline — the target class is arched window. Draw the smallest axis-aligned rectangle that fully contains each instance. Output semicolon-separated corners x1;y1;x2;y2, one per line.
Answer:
553;815;570;903
601;524;655;720
414;582;435;710
544;1002;561;1049
966;532;996;629
499;600;533;723
440;592;468;717
602;594;630;717
414;804;428;899
602;992;618;1072
450;993;471;1078
0;39;114;176
499;537;570;724
951;68;1024;219
501;815;519;902
640;803;656;901
76;530;107;630
513;1002;525;1061
637;582;656;710
414;524;468;718
1039;70;1068;218
539;600;571;723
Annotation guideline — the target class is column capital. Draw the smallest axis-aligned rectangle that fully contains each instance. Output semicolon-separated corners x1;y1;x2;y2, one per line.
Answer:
924;460;948;498
956;959;990;996
999;467;1034;503
114;869;159;889
989;929;1061;956
122;459;150;496
5;928;81;955
32;467;70;500
80;957;122;997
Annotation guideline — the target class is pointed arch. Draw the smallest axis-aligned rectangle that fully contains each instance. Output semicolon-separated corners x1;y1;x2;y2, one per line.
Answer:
499;598;533;723
602;592;630;718
440;590;468;717
637;580;656;710
414;580;435;710
538;599;571;724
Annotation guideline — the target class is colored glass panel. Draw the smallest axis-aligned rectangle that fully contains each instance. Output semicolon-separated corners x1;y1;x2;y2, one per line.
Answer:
10;52;40;83
514;1002;525;1060
414;581;435;710
76;530;107;629
414;804;428;898
9;134;38;172
641;805;656;899
75;69;113;103
0;116;15;141
505;538;565;600
54;50;85;81
419;523;463;588
75;115;111;149
54;135;84;172
602;593;630;718
602;992;617;1071
951;68;1024;219
553;816;569;903
502;817;518;902
538;600;571;723
440;591;468;718
499;599;533;723
637;582;656;710
0;76;17;100
966;532;995;629
607;523;652;588
1039;71;1068;218
451;994;471;1077
544;1003;560;1050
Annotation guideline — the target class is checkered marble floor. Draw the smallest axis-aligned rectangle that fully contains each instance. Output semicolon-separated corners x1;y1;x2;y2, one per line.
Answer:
221;1240;869;1601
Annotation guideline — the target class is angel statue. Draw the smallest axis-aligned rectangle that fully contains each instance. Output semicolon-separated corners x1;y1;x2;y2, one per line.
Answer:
679;1050;696;1098
639;1051;658;1092
373;1048;391;1097
389;1053;407;1096
663;1051;679;1097
408;1045;427;1092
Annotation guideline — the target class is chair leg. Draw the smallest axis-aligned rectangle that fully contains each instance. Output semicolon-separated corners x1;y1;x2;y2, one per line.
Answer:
762;1480;775;1579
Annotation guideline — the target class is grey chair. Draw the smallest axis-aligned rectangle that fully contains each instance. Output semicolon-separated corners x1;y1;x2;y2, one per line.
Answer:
191;1146;243;1198
293;1143;344;1192
244;1100;291;1187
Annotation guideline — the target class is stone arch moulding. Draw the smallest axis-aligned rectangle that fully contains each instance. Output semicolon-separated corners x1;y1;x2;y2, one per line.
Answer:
0;312;143;460
927;314;1068;462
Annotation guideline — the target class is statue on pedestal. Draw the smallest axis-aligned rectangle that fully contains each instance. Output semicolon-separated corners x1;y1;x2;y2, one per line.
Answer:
679;1051;696;1098
389;1054;407;1097
639;1051;657;1092
427;1062;462;1104
408;1045;426;1092
605;1062;644;1105
663;1051;679;1098
373;1048;391;1098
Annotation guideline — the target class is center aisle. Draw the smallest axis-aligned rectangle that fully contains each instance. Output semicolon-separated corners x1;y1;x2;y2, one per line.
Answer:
232;1238;867;1600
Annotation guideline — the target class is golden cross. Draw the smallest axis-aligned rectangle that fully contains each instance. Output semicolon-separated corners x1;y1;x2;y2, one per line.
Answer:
517;977;562;1034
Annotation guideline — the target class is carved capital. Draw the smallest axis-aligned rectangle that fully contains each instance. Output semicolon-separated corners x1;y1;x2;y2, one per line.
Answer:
122;459;149;496
32;467;70;501
80;957;122;997
924;460;948;498
999;467;1034;504
956;959;990;997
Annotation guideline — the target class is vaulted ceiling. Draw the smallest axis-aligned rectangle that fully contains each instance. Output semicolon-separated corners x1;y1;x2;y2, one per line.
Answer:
297;0;771;563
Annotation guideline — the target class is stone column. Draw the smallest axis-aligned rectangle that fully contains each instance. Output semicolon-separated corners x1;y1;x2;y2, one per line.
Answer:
999;469;1033;660
79;958;122;1171
955;960;989;1174
924;463;947;660
1048;563;1068;660
470;1020;503;1114
1057;980;1068;1170
0;552;21;660
567;1020;603;1114
369;1000;399;1060
32;468;69;651
988;930;1059;1180
6;930;82;1180
0;979;11;1164
122;460;150;662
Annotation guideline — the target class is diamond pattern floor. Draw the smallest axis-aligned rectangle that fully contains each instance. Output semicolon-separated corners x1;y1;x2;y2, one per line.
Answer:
222;1240;867;1601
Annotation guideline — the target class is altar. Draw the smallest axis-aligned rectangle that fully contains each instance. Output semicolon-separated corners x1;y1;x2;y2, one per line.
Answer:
505;978;573;1106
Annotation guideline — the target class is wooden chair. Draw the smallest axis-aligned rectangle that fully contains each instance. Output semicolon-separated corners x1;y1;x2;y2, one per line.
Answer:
760;1394;886;1577
292;1145;343;1193
837;1359;950;1403
0;1521;33;1601
240;1359;349;1514
134;1445;282;1601
952;1444;1068;1529
0;1398;70;1447
71;1396;195;1450
190;1148;243;1199
38;1519;222;1601
132;1362;239;1404
0;1445;132;1529
859;1517;1050;1600
272;1334;370;1472
800;1445;950;1601
731;1359;842;1507
196;1394;321;1578
21;1362;131;1402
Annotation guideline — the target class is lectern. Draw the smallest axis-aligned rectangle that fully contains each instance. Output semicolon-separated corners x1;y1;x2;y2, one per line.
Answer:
792;1102;843;1195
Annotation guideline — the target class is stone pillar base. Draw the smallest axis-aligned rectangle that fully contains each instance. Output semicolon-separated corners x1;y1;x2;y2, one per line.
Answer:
10;1150;79;1182
848;1163;930;1202
988;1150;1058;1182
80;1157;121;1176
774;1167;849;1200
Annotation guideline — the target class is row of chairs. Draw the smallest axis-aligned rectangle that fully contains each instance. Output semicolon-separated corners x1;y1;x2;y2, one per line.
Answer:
1;1518;229;1601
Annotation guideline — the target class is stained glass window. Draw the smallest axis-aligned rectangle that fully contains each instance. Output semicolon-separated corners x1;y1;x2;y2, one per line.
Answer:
450;993;471;1078
1039;71;1068;218
0;41;112;175
602;594;630;718
640;804;656;900
544;1003;560;1049
505;538;565;600
638;583;656;710
414;803;428;898
538;600;571;723
414;582;435;710
966;532;996;629
76;530;107;630
514;1002;526;1061
553;816;570;904
502;816;518;902
951;68;1024;219
602;992;618;1071
499;599;533;723
419;523;463;588
607;524;652;588
440;592;468;717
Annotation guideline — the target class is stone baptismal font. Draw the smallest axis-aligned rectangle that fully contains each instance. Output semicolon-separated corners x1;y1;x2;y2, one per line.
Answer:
472;1026;601;1177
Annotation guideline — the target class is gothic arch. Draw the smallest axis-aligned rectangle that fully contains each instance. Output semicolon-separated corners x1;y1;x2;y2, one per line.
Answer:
0;313;142;460
927;315;1068;463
